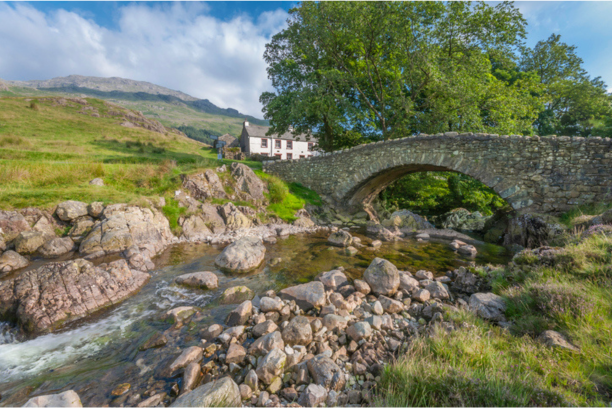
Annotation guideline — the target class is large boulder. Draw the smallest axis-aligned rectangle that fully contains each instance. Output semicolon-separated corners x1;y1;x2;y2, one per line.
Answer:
171;376;240;407
231;163;266;201
434;208;490;232
14;231;50;255
55;201;89;222
215;237;265;273
79;204;173;258
175;271;218;289
306;355;346;391
0;250;29;276
363;257;400;296
23;390;83;407
469;292;506;321
327;230;352;247
0;259;149;333
181;170;227;201
0;210;31;243
503;213;564;249
279;281;326;311
37;237;75;258
381;210;433;231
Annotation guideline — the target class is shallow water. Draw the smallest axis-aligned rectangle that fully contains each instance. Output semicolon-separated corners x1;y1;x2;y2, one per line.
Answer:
0;231;510;406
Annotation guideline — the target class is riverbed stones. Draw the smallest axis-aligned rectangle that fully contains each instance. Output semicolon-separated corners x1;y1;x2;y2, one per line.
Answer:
175;272;218;290
363;257;400;296
399;272;420;292
425;281;450;300
0;259;149;333
220;285;254;304
56;201;89;222
298;384;328;407
538;330;580;352
412;288;431;303
37;237;75;258
169;346;203;374
346;321;372;342
165;306;197;324
415;270;434;280
282;316;313;346
260;296;283;312
226;300;252;327
182;362;202;394
14;231;49;255
226;343;247;364
316;269;349;291
179;215;213;240
171;376;240;407
141;332;168;351
354;279;371;295
0;250;29;275
279;281;326;311
215;236;266;273
23;390;83;407
306;355;346;391
201;324;223;341
323;314;348;332
252;320;278;337
378;295;404;313
256;348;287;384
469;292;506;321
327;230;352;247
249;331;284;357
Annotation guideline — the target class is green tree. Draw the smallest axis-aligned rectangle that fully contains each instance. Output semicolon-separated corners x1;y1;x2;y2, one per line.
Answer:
521;34;611;136
261;1;543;151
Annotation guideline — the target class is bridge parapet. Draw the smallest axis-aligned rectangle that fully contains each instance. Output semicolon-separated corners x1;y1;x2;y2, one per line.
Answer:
263;133;612;215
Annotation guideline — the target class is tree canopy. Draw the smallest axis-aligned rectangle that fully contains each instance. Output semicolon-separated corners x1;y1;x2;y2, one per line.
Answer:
261;1;611;151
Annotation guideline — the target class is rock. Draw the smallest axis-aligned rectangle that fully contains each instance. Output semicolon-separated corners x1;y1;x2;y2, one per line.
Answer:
0;210;31;243
87;202;104;218
378;295;404;313
165;306;197;324
280;386;298;402
68;216;95;243
226;343;247;364
297;384;328;407
252;320;278;338
0;259;148;333
256;348;287;384
503;213;565;249
293;217;315;228
469;292;506;321
370;239;382;248
306;355;346;391
175;272;218;290
239;384;253;400
372;301;384;315
171;376;240;407
399;272;420;292
260;296;283;313
425;281;450;300
169;346;203;373
435;208;489;232
201;324;223;341
37;237;75;258
245;369;258;391
415;270;434;280
23;390;83;407
0;250;29;275
14;231;49;255
267;376;283;394
348;389;362;404
382;210;433;231
231;162;266;201
249;331;285;357
327;230;352;247
215;237;266;273
354;279;371;295
322;314;348;332
457;244;477;257
181;171;226;201
363;257;400;296
182;362;201;394
279;281;326;311
79;204;172;258
220;286;254;304
316;269;349;291
111;383;131;396
412;289;430;303
179;215;213;240
140;332;168;350
56;201;89;222
538;330;580;352
226;300;252;327
346;321;372;342
137;393;165;407
415;232;430;240
282;316;313;346
89;178;104;186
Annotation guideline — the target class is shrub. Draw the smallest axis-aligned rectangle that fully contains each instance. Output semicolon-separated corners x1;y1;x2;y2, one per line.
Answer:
29;101;39;111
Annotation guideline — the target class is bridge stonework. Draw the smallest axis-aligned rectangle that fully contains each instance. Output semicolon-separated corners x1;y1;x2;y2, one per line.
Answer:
263;134;612;215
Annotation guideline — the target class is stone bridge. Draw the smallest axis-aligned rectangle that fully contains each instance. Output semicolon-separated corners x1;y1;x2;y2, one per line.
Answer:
263;133;612;215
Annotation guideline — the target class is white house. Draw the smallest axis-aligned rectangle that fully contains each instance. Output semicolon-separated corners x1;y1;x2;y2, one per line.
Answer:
239;120;318;160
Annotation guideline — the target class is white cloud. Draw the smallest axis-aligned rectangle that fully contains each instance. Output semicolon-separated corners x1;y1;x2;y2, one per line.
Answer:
0;3;288;117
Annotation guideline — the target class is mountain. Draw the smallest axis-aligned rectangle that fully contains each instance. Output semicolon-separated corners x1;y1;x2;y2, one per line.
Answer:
2;75;268;140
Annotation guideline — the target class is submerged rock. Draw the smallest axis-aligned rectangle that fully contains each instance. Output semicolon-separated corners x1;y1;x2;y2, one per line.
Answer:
0;259;149;333
175;272;218;290
327;230;352;247
220;286;254;304
215;237;266;273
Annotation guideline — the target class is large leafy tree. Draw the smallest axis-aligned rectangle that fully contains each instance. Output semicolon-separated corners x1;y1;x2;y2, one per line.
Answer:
521;34;611;136
261;1;544;151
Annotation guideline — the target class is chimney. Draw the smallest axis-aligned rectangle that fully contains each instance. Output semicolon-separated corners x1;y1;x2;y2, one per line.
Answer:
244;119;249;127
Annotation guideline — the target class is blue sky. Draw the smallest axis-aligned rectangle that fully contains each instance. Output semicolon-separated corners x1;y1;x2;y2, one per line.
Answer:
0;1;610;117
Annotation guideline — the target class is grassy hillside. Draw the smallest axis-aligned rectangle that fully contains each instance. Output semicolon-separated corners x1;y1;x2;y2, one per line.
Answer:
0;95;261;209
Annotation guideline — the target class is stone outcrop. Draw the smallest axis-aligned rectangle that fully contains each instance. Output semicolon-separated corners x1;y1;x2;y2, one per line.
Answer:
181;170;227;201
503;213;565;249
0;259;149;333
215;237;266;273
178;215;212;240
231;163;266;201
434;208;490;232
381;210;433;231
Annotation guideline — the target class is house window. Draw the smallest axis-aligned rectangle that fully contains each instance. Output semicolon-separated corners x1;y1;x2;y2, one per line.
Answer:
287;153;292;160
286;141;293;150
299;155;305;158
275;153;282;159
261;152;268;156
261;138;268;148
275;139;282;149
308;142;314;151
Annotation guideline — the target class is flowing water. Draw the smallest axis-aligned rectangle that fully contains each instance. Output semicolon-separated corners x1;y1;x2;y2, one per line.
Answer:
0;230;510;406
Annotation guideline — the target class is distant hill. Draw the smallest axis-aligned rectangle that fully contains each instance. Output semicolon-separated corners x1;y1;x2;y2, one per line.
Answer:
2;75;268;138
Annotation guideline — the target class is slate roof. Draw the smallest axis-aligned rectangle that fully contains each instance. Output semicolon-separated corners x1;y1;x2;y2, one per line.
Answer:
244;123;313;142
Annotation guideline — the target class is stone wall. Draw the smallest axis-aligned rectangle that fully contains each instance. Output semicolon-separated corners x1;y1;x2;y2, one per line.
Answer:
263;133;612;215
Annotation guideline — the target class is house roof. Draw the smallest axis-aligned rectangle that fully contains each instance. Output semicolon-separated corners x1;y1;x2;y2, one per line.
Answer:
218;133;237;142
244;123;314;142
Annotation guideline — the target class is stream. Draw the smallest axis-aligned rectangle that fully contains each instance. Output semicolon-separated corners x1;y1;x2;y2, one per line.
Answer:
0;229;511;406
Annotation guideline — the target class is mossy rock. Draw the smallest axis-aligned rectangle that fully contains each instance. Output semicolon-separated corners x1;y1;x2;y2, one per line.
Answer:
220;286;254;305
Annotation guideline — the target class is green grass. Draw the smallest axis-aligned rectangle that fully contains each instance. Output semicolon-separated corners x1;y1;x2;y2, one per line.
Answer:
254;171;321;222
162;198;187;235
558;202;612;228
376;232;612;407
